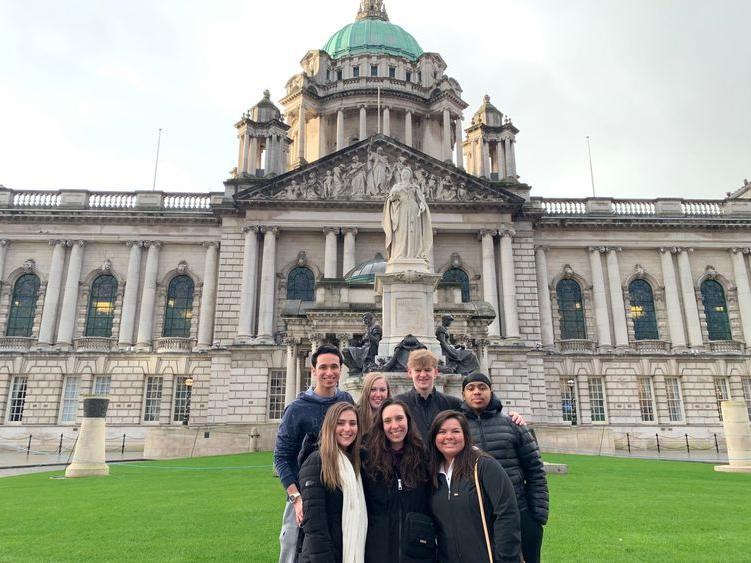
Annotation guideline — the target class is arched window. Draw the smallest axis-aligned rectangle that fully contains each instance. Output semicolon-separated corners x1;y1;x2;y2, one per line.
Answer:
85;275;118;337
556;279;586;340
442;268;470;303
628;280;658;340
163;276;194;338
701;280;731;341
287;267;315;301
6;274;40;337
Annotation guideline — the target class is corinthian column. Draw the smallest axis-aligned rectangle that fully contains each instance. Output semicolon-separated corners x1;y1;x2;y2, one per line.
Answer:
455;118;464;169
336;109;345;150
57;240;86;347
324;227;338;279
659;248;686;350
676;248;703;348
255;227;279;344
499;227;520;339
405;111;413;147
480;230;501;339
383;107;390;137
135;241;162;349
442;109;451;162
359;106;367;141
588;247;612;349
342;228;358;276
535;246;555;348
118;241;143;347
197;242;220;349
38;240;68;346
731;248;751;347
237;226;260;342
606;248;629;349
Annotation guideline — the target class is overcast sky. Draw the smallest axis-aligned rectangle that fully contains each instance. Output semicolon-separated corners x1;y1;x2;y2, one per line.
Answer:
1;0;749;200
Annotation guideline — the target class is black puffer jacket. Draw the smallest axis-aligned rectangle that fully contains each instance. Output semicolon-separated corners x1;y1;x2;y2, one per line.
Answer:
462;396;549;524
297;451;344;563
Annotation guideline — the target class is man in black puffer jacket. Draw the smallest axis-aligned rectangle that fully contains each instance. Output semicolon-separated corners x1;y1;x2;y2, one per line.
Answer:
461;372;549;563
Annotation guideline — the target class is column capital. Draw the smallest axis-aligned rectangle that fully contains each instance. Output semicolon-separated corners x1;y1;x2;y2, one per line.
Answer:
588;246;607;254
478;229;494;240
606;246;623;253
0;239;9;248
67;240;86;248
323;226;340;235
343;227;358;236
534;245;549;252
203;241;221;250
49;239;68;247
498;226;516;238
143;240;163;249
243;224;260;234
283;336;301;346
260;226;280;237
126;240;145;248
730;247;751;255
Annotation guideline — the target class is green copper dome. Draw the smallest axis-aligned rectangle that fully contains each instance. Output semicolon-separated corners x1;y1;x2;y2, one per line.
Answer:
323;19;424;62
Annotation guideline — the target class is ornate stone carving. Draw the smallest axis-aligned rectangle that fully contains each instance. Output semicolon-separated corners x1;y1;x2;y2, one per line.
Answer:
22;259;35;272
295;251;308;267
562;264;575;279
177;261;189;275
704;265;718;279
450;252;462;269
633;264;646;279
436;315;480;376
100;259;113;272
342;313;382;376
384;166;432;262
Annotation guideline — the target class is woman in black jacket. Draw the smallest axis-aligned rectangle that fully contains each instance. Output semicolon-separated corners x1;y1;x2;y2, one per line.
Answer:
363;399;436;563
298;402;367;563
462;372;549;563
428;410;521;563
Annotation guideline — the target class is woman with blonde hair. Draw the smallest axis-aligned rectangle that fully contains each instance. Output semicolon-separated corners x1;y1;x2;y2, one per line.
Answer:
357;372;391;436
298;402;368;562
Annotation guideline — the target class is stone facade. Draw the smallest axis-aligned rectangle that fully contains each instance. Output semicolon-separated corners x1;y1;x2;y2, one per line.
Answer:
1;2;750;451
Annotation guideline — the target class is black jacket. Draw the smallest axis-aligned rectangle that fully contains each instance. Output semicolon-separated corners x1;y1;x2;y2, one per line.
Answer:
462;396;549;524
298;451;344;563
394;388;462;442
363;452;436;563
431;455;521;563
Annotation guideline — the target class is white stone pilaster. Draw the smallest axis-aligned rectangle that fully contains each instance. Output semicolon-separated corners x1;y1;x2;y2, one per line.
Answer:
455;118;463;169
731;248;751;348
504;138;512;177
606;248;629;349
57;240;86;347
135;241;161;348
297;104;306;161
248;137;258;176
237;132;246;175
383;107;390;137
0;240;8;288
405;111;413;147
359;106;367;141
342;228;357;276
118;241;143;347
197;242;220;349
677;248;703;348
265;136;274;174
482;141;491;178
659;248;687;350
535;246;555;348
509;139;517;177
442;109;451;162
324;227;338;278
237;226;260;341
38;240;68;346
499;227;520;339
588;246;612;349
496;141;506;178
256;226;279;344
480;230;501;339
337;109;345;150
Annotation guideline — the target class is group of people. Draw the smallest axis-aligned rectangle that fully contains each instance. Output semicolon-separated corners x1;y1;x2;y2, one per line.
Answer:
274;345;549;563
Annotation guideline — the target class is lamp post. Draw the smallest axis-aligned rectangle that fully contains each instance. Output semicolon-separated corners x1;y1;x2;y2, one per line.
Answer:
182;377;194;426
567;378;578;426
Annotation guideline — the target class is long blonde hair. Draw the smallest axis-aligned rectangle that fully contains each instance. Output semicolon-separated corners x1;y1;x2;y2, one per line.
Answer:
357;373;391;436
319;402;362;489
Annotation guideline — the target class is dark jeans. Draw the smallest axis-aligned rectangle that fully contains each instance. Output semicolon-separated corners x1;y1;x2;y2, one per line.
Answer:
520;509;544;563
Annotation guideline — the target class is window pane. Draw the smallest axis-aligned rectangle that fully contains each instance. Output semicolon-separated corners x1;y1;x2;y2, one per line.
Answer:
665;377;683;422
268;370;286;420
144;377;163;422
629;280;659;340
442;268;470;303
701;280;731;341
638;377;655;422
173;377;190;422
560;378;577;423
9;376;28;422
588;377;606;422
93;376;112;395
714;378;730;421
163;276;194;338
556;280;586;340
287;267;315;301
85;275;118;337
61;377;81;423
7;274;40;337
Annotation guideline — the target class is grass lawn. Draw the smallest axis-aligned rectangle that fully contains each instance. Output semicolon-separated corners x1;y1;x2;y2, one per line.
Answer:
1;453;749;562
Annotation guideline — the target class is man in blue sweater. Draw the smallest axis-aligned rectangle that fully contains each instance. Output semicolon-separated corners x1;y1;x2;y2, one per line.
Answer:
274;344;354;563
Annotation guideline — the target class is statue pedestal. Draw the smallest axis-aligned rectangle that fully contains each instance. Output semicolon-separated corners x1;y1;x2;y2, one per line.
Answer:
65;396;110;478
714;400;751;474
376;269;442;358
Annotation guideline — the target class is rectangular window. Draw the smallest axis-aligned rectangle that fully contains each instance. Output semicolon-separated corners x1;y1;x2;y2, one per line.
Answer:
638;377;655;422
93;376;112;395
743;378;751;420
665;377;684;422
559;378;577;423
417;71;422;83
588;377;606;422
9;376;28;422
336;69;343;81
405;70;412;82
268;370;286;420
143;377;163;422
714;377;730;421
388;66;396;78
60;377;81;423
352;66;360;78
173;377;190;423
371;65;378;77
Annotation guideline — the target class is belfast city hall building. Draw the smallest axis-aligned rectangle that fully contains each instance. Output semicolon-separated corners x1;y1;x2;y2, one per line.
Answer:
2;0;750;453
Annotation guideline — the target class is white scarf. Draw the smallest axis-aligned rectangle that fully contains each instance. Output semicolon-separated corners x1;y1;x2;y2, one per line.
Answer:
337;449;368;563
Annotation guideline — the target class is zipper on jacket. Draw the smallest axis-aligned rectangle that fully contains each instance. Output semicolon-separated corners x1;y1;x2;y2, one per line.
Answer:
396;468;403;563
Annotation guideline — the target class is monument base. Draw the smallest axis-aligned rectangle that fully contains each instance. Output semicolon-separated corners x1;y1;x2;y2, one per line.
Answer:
65;411;109;478
714;465;751;474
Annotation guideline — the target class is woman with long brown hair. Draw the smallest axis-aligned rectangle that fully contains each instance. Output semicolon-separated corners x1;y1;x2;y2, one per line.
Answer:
428;410;521;563
363;398;436;562
298;402;368;562
357;372;391;436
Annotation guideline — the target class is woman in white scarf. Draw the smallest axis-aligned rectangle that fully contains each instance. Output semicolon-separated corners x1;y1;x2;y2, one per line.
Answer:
298;402;368;563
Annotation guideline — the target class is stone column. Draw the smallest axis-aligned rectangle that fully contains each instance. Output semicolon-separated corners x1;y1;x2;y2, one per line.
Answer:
324;227;338;278
588;247;612;349
606;248;629;349
297;104;306;161
57;240;86;347
455;118;464;169
237;226;260;341
237;132;246;175
285;338;299;406
38;240;68;346
731;248;751;347
135;241;161;349
442;109;451;162
0;240;9;289
336;109;345;150
255;226;279;344
248;137;257;176
504;138;513;177
197;242;220;349
499;227;520;339
264;136;274;174
535;246;555;348
481;141;491;178
676;248;703;348
405;111;413;147
509;139;517;177
342;228;358;276
118;241;143;347
658;248;687;350
383;107;391;137
359;106;367;141
496;142;506;178
480;230;501;339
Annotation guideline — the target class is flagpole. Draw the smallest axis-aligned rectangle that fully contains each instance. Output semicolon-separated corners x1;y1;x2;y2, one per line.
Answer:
586;135;596;197
152;128;162;191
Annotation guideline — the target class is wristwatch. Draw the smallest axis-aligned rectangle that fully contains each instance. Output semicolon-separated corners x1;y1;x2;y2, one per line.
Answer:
287;492;301;503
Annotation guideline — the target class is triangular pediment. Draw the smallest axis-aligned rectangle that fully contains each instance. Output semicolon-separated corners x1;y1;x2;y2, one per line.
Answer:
233;135;524;207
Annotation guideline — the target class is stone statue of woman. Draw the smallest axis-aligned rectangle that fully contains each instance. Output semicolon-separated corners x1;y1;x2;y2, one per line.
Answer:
383;166;433;262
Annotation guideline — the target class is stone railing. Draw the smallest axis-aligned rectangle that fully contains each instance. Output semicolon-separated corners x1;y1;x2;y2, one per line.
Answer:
0;336;33;352
557;339;596;354
708;340;745;354
155;337;195;353
542;200;587;215
542;197;733;217
319;76;430;98
89;194;137;209
632;340;670;353
74;337;115;353
12;192;62;207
